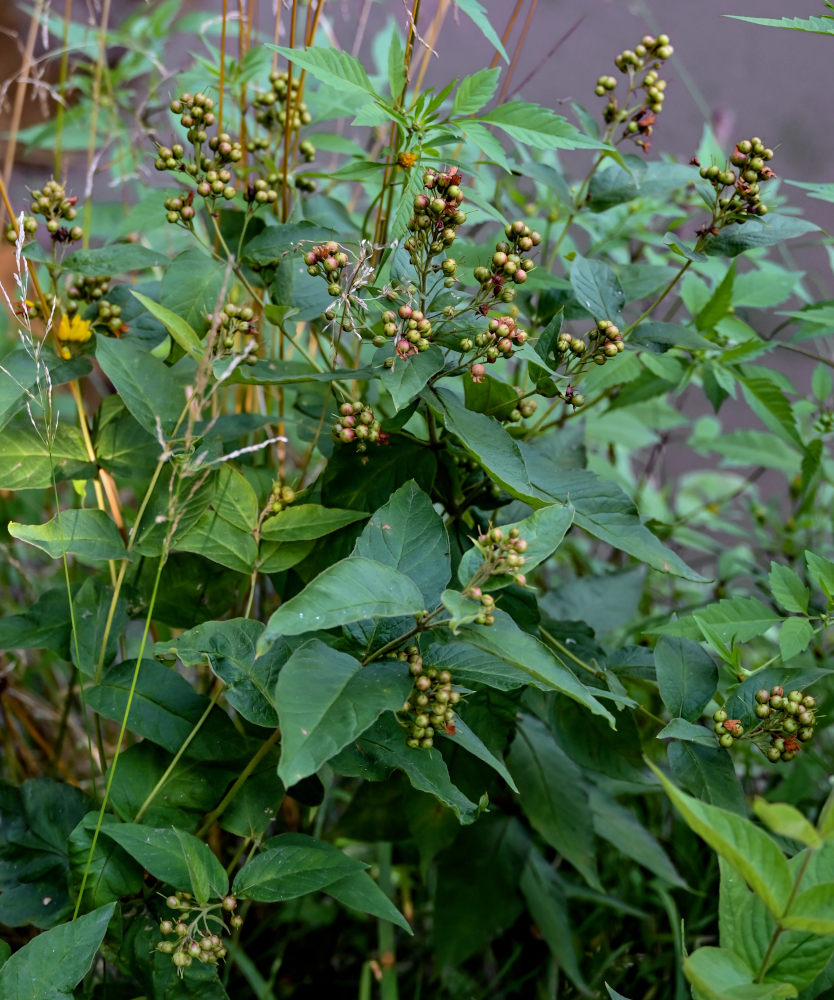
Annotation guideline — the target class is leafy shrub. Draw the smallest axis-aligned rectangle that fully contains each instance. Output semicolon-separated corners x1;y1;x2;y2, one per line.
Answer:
1;3;834;998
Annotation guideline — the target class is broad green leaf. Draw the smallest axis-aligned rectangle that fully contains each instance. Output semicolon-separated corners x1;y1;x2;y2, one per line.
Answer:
270;44;378;98
63;243;167;275
0;587;74;659
806;552;834;601
457;502;573;589
0;346;89;431
696;261;736;330
685;946;796;999
100;824;228;901
507;715;598;887
753;800;821;849
779;618;815;661
386;26;406;99
68;814;144;908
654;635;718;722
0;902;115;1000
241;221;337;268
160;247;226;334
451;0;508;62
162;619;289;728
705;214;818;258
445;715;518;792
356;714;478;822
96;336;183;436
668;739;748;817
71;576;127;675
0;423;95;489
275;639;412;785
261;505;368;541
781;885;834;934
819;788;834;841
9;509;126;564
176;508;258;573
738;374;803;450
440;589;483;633
650;762;793;918
652;596;780;643
131;289;203;359
86;658;242;759
383;345;446;411
233;842;365;901
459;612;614;724
475;101;600;150
657;717;717;747
259;557;424;649
588;786;686;888
452;66;500;116
520;847;589;993
569;253;625;324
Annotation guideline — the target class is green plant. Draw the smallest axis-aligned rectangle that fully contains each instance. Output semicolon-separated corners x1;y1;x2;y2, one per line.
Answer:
0;2;833;998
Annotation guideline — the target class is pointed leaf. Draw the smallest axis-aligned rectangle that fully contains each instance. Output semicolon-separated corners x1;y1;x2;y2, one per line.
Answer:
452;66;501;116
9;509;126;564
569;253;625;324
778;618;815;661
261;505;368;541
753;799;821;849
131;289;203;359
769;562;810;614
96;336;183;436
270;44;378;98
655;635;718;722
475;100;600;150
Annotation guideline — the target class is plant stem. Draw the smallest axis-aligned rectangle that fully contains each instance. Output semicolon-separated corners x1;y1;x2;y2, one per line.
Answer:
754;849;814;982
622;259;692;337
377;841;399;1000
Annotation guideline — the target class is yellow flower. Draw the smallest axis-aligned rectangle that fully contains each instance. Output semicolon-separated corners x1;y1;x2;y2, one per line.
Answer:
397;151;418;169
58;313;93;344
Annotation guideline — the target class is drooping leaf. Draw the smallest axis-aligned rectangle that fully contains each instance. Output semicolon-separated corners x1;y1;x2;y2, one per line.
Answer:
652;596;780;643
261;505;368;542
9;509;127;564
131;290;203;360
96;335;183;436
0;424;95;490
232;840;365;902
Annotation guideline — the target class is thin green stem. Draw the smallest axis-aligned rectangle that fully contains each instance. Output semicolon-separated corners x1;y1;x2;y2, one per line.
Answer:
755;849;814;982
539;626;605;679
622;259;691;337
73;553;167;918
133;686;224;822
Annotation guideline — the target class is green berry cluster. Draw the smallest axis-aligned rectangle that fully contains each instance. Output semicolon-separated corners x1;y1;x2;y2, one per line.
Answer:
26;179;82;243
473;221;541;305
4;213;38;245
332;401;386;451
473;525;528;587
67;274;110;305
557;320;625;369
398;648;460;749
207;302;259;358
696;137;774;236
304;241;350;297
813;410;834;434
597;34;673;151
377;304;434;359
712;686;818;762
403;168;467;265
252;71;313;137
264;483;297;515
156;892;241;975
244;176;280;206
466;315;529;377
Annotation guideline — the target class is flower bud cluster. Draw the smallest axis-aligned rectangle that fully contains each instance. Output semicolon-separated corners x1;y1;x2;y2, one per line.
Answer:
157;891;241;975
403;168;467;265
398;647;460;749
207;301;259;360
378;304;434;360
332;401;387;452
712;686;818;762
27;179;82;243
474;525;528;587
467;315;529;380
813;410;834;434
304;241;350;297
597;34;673;151
253;71;313;137
473;221;541;306
697;137;774;235
558;320;625;369
265;483;296;515
4;214;38;245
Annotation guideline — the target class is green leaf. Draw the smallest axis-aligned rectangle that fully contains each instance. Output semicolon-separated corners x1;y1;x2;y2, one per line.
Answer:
241;221;337;268
685;946;797;999
387;26;406;99
459;612;614;724
86;658;242;760
452;66;500;116
649;762;793;917
654;635;718;722
451;0;509;62
705;215;818;258
100;824;228;902
569;253;625;324
782;885;834;934
71;576;128;675
779;618;815;661
160;247;226;334
445;716;518;792
259;557;425;649
769;562;810;614
68;814;144;909
663;232;709;263
163;619;290;728
9;509;127;564
270;44;378;98
440;589;483;634
275;639;412;786
724;14;834;35
507;715;598;887
457;502;573;589
668;741;745;815
131;289;203;359
657;717;717;747
96;336;183;436
0;423;95;490
806;552;834;601
176;509;258;573
0;346;89;432
0;902;116;1000
355;714;478;822
652;596;780;643
475;101;600;150
261;505;368;542
62;243;167;275
753;799;821;849
383;345;446;411
738;374;803;450
588;786;686;888
232;842;366;902
696;261;736;330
